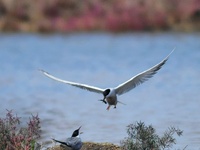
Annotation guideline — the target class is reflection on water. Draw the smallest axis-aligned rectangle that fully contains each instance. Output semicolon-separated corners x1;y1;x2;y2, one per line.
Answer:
0;32;200;149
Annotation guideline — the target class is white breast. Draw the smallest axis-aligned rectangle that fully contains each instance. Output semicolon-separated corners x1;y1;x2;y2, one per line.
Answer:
107;89;116;97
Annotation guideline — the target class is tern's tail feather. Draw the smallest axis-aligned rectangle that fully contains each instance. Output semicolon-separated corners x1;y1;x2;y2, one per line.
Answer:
52;139;70;147
117;101;126;105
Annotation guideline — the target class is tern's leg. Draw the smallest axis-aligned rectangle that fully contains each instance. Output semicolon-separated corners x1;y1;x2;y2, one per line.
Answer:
114;105;116;109
106;105;110;110
107;105;110;110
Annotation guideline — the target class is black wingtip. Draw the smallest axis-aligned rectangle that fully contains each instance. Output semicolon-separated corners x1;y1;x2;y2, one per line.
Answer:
165;48;175;60
38;69;44;73
38;69;49;75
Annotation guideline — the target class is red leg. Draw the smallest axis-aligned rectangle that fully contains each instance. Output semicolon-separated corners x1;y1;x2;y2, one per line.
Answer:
106;105;110;110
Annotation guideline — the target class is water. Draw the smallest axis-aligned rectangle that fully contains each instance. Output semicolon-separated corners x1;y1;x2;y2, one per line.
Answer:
0;32;200;149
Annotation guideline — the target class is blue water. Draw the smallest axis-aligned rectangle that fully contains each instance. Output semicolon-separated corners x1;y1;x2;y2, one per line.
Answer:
0;32;200;149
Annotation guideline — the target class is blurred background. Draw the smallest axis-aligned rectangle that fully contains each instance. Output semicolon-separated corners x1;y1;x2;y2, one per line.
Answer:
0;0;200;149
0;0;200;32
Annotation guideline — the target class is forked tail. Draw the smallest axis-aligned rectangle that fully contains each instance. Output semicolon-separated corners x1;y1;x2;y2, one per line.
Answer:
117;100;126;105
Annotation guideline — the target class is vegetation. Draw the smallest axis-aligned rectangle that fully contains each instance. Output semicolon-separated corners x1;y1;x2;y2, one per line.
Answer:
121;121;183;150
0;110;41;150
0;0;199;32
0;110;183;150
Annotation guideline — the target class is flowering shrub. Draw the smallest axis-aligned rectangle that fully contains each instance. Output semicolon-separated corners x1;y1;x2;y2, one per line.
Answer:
0;110;41;150
0;0;199;32
121;121;183;150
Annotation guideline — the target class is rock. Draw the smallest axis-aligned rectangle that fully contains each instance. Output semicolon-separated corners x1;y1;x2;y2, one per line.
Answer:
48;142;121;150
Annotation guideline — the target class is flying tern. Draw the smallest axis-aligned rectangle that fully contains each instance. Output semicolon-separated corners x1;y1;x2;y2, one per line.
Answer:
40;50;174;110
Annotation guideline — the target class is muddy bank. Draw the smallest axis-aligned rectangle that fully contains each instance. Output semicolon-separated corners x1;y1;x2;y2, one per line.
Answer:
48;142;121;150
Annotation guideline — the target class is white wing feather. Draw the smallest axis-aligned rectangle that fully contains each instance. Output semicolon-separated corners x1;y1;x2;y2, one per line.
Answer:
39;69;104;94
114;50;174;95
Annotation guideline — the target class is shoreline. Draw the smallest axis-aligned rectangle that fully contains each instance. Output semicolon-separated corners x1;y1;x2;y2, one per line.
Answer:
48;142;121;150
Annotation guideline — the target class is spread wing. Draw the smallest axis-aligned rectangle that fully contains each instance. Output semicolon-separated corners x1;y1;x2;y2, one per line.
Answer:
39;69;104;94
114;50;174;95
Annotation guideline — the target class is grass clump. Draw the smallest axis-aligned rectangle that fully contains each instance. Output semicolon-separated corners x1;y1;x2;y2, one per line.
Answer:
0;110;41;150
121;121;183;150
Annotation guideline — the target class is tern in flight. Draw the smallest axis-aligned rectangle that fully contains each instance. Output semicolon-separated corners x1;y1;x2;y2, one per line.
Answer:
40;50;174;110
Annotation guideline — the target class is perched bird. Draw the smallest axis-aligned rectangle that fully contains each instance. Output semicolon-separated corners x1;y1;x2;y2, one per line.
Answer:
52;126;82;150
40;50;174;110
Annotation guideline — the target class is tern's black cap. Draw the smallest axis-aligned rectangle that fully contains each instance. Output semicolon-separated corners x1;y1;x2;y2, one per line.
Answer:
71;126;81;137
103;89;110;97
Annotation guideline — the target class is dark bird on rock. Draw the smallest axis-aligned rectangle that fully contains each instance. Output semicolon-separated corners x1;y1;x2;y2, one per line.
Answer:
52;126;82;150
